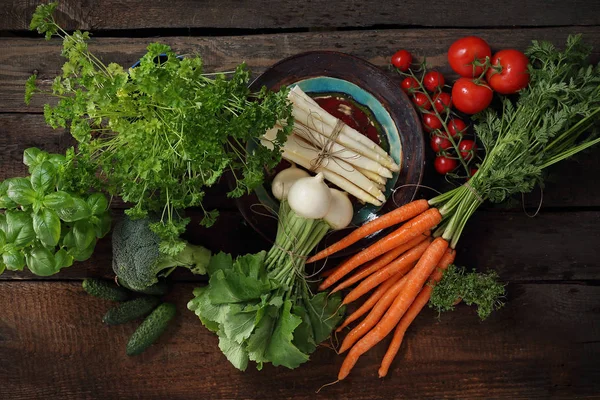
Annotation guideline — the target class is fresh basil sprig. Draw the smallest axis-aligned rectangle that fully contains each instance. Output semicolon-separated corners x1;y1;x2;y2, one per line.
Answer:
0;148;111;276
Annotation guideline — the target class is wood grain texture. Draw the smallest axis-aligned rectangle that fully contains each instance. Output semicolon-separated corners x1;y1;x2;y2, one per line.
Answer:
0;281;598;399
2;0;600;31
2;27;600;113
2;210;599;282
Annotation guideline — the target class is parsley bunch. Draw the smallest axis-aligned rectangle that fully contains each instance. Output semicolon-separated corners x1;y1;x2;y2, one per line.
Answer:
430;35;600;248
27;3;293;256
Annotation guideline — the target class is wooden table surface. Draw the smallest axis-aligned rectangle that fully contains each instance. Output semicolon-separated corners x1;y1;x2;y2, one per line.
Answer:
1;1;600;399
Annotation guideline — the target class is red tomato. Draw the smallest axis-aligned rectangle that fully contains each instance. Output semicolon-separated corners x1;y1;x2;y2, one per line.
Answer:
486;49;530;94
459;139;477;161
422;114;442;132
470;168;478;176
391;49;413;71
430;135;452;152
433;92;452;113
412;92;431;110
448;118;467;137
434;156;458;175
401;77;419;93
424;71;445;92
452;78;493;114
448;36;492;77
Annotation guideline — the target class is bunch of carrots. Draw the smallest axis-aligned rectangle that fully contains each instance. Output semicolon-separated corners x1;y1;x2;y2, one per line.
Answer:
309;200;454;379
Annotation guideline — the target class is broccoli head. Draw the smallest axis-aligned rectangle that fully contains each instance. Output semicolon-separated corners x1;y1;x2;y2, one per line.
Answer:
112;215;211;291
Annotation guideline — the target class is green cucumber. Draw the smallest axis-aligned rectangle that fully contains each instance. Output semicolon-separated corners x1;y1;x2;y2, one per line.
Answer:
126;302;176;356
102;296;161;326
82;278;129;301
117;278;169;296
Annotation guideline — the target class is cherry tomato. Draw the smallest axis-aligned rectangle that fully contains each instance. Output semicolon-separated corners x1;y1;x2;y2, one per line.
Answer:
430;135;452;152
401;77;419;93
434;156;458;175
459;139;477;161
391;49;413;71
470;168;478;177
422;114;442;132
423;71;445;92
447;118;467;137
452;78;493;114
486;49;530;94
412;92;431;110
433;92;452;113
448;36;492;77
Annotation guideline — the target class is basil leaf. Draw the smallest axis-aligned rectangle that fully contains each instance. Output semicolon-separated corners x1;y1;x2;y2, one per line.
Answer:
69;239;96;262
0;260;5;275
23;147;43;168
7;178;37;206
54;248;74;270
93;213;112;238
3;248;25;271
0;229;6;248
30;161;57;194
47;153;66;168
0;195;17;209
33;208;61;248
0;213;6;233
55;197;92;222
5;211;35;248
73;220;95;250
87;193;109;215
26;245;57;276
61;229;76;249
0;180;8;196
43;191;74;210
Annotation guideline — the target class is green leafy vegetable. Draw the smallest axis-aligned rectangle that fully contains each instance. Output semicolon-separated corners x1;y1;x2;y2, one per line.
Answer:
188;202;345;371
429;265;506;320
28;2;293;256
0;147;110;276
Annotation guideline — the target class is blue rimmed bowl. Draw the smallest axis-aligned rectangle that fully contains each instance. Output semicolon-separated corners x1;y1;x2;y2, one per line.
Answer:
233;51;424;257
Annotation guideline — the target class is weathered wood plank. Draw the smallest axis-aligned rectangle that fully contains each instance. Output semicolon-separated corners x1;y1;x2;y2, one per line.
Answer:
2;210;599;282
1;0;600;31
2;27;600;113
0;281;598;399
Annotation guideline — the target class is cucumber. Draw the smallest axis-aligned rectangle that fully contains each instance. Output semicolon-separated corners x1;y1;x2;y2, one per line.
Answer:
82;278;129;301
126;302;176;356
117;278;169;296
102;296;161;326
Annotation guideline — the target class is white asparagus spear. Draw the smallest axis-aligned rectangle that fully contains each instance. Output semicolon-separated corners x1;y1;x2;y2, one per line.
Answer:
290;86;398;166
277;122;393;178
355;166;388;186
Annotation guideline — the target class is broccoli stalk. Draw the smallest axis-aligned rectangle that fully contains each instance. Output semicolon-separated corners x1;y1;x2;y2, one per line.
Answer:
112;215;211;291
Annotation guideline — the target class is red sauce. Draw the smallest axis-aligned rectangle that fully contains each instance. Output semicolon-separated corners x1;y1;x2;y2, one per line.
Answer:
314;96;380;145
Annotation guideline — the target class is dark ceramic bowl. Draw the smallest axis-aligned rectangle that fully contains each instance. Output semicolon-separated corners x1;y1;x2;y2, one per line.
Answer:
234;51;424;258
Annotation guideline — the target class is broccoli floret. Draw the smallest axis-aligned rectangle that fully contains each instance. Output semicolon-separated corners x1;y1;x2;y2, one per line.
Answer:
112;215;211;291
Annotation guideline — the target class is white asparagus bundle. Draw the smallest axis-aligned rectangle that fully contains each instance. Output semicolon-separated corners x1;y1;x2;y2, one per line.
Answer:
355;166;387;186
275;122;393;179
261;130;383;206
289;86;400;171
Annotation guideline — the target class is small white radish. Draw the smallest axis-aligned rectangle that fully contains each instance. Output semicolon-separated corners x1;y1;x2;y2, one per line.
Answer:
271;164;310;201
287;172;332;219
324;189;354;230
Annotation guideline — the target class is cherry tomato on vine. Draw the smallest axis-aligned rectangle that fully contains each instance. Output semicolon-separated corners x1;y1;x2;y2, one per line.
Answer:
433;92;452;113
434;156;458;175
430;135;452;152
422;114;442;132
412;92;431;110
423;71;445;92
486;49;530;94
391;49;413;71
448;118;467;137
448;36;492;77
401;77;419;93
459;139;477;161
452;78;493;114
470;168;478;177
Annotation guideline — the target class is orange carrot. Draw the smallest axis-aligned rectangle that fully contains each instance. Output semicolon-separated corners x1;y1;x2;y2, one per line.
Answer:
338;237;449;380
342;238;431;305
378;248;456;378
338;275;409;353
319;208;442;291
336;270;405;333
330;232;430;294
307;199;429;263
